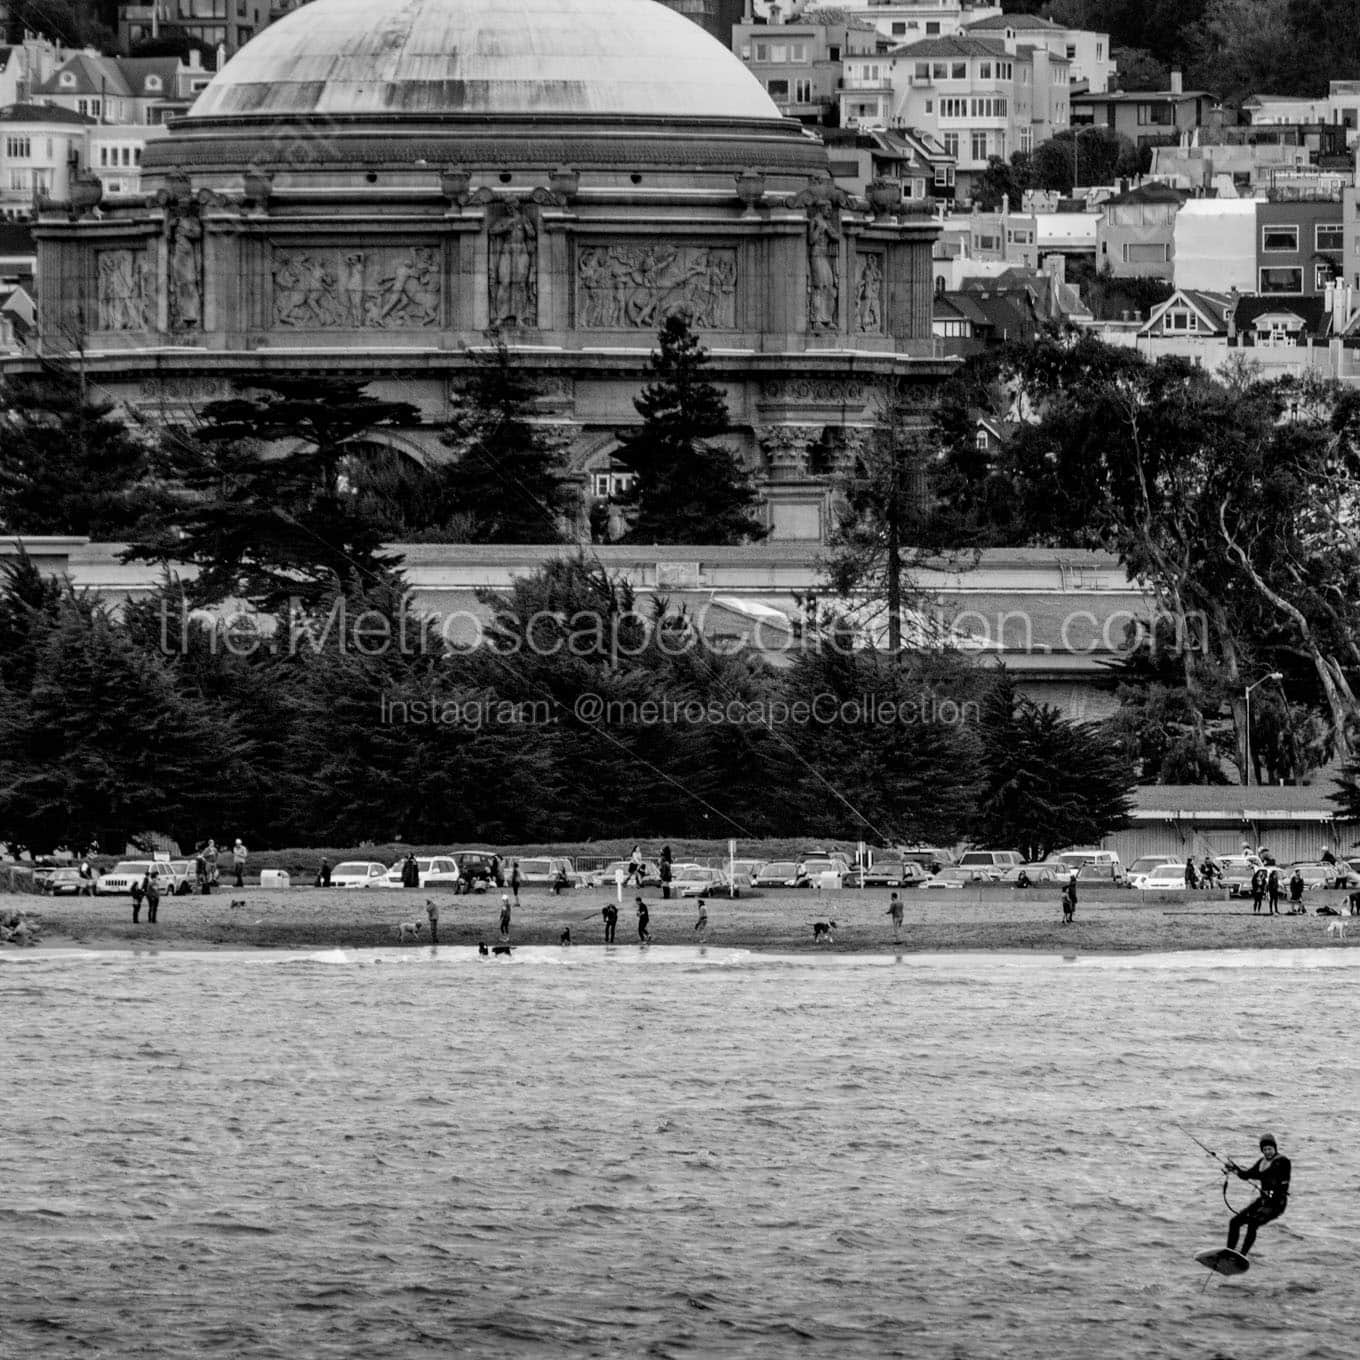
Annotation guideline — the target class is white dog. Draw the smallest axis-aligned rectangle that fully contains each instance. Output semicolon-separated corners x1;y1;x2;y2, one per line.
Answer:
396;921;425;943
1326;919;1348;940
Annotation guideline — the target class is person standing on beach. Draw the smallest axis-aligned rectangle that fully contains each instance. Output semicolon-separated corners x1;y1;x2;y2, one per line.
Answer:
1061;877;1076;924
1250;867;1266;914
144;867;162;924
693;897;708;939
1267;867;1282;915
131;874;145;924
636;895;651;943
77;856;95;897
628;845;643;887
886;892;904;942
499;893;512;941
232;839;248;888
510;860;522;905
426;898;439;947
602;900;618;943
660;850;673;901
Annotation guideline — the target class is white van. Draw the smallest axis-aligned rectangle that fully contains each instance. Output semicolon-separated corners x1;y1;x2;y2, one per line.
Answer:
1056;849;1123;874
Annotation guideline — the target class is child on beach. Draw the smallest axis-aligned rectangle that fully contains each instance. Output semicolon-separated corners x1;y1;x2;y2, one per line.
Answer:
636;896;650;943
498;894;511;941
694;898;708;939
886;893;904;942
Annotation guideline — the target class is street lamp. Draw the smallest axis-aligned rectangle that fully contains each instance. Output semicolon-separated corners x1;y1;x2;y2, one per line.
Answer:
1244;672;1284;786
1071;124;1102;191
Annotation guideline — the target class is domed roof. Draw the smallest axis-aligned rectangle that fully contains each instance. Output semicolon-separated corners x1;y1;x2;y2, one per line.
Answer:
189;0;783;123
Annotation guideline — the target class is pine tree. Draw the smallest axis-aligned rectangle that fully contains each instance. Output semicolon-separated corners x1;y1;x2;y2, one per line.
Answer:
0;370;161;538
970;670;1136;860
438;335;580;543
125;375;420;609
615;312;766;545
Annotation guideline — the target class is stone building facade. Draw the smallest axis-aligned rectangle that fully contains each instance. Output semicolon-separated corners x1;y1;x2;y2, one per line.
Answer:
18;0;951;541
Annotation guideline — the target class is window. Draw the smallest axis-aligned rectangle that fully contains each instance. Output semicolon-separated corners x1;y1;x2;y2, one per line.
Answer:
145;74;161;91
932;62;948;80
8;169;27;191
1316;263;1336;289
1066;44;1076;59
951;62;966;79
1137;102;1173;125
99;146;108;166
1259;267;1303;293
934;163;955;187
1261;225;1299;252
914;62;930;80
978;62;992;79
975;429;990;450
1019;127;1033;153
976;233;1000;251
5;136;30;158
771;43;786;62
941;97;966;118
794;78;812;102
969;97;1006;117
1317;223;1344;252
891;21;906;34
789;42;807;62
1163;308;1198;331
754;43;768;61
1097;42;1104;59
925;21;940;34
942;132;959;158
591;467;636;500
924;100;932;113
1125;243;1170;264
971;131;989;160
766;79;788;98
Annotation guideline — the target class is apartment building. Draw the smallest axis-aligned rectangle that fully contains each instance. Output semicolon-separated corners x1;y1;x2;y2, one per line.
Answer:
1072;73;1218;153
962;11;1114;94
796;0;1002;46
0;103;92;215
1096;181;1186;281
841;34;1069;197
31;49;210;124
733;10;880;123
119;1;283;57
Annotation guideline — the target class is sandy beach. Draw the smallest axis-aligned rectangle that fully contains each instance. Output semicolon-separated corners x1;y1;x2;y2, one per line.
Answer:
6;882;1357;953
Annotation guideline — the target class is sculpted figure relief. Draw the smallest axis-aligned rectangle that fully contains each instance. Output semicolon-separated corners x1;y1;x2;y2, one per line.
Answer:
855;253;883;333
577;245;737;330
272;247;440;328
489;199;537;328
168;211;202;330
807;203;840;331
97;250;146;331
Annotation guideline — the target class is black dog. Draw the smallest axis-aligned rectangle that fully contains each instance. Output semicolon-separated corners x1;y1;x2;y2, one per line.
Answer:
560;927;572;946
478;941;513;956
812;920;837;943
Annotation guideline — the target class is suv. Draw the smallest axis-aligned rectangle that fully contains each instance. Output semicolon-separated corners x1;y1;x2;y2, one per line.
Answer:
899;847;956;874
957;850;1025;880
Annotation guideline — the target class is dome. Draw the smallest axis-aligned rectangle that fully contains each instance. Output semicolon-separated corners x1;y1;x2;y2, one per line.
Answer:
189;0;783;123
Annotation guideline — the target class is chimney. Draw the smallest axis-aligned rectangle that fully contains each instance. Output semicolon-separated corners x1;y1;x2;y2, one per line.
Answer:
1170;69;1183;95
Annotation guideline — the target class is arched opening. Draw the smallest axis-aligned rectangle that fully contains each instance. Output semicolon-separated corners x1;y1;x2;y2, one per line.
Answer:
335;438;474;542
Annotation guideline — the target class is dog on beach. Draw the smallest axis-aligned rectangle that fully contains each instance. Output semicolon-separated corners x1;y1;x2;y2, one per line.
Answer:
478;941;514;956
229;899;247;910
396;921;424;943
812;920;837;943
1326;919;1348;939
560;927;572;946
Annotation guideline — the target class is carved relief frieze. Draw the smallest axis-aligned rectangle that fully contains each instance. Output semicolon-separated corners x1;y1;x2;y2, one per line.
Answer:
576;243;737;329
855;253;884;334
271;246;441;329
96;249;147;331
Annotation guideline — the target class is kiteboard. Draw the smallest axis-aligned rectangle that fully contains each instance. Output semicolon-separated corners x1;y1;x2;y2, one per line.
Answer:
1195;1248;1250;1277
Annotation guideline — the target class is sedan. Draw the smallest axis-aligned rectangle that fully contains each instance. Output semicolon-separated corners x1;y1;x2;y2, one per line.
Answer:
921;868;976;889
850;856;927;888
1288;862;1337;890
674;866;731;897
584;859;661;889
753;860;803;888
997;862;1063;887
42;867;88;896
1133;863;1188;891
330;861;390;888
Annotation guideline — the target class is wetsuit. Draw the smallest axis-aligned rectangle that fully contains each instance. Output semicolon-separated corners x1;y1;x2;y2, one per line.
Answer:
1227;1153;1291;1254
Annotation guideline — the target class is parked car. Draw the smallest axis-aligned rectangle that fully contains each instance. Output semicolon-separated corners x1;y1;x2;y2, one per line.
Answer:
583;859;660;889
921;867;974;889
899;847;956;874
453;851;501;891
379;856;462;889
673;865;732;897
1073;861;1126;887
1132;862;1188;891
1330;858;1360;889
729;859;766;883
798;856;851;886
513;857;575;887
957;850;1025;879
753;860;803;888
1287;861;1337;890
997;861;1063;886
849;854;928;888
1215;854;1266;897
41;867;88;896
95;859;178;896
1124;855;1184;888
330;860;390;888
1055;849;1124;877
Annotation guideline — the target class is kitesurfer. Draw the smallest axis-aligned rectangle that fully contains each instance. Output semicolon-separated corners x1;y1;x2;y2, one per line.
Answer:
1226;1134;1291;1255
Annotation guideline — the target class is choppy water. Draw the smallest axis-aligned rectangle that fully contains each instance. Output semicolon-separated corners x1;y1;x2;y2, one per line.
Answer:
4;946;1359;1359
